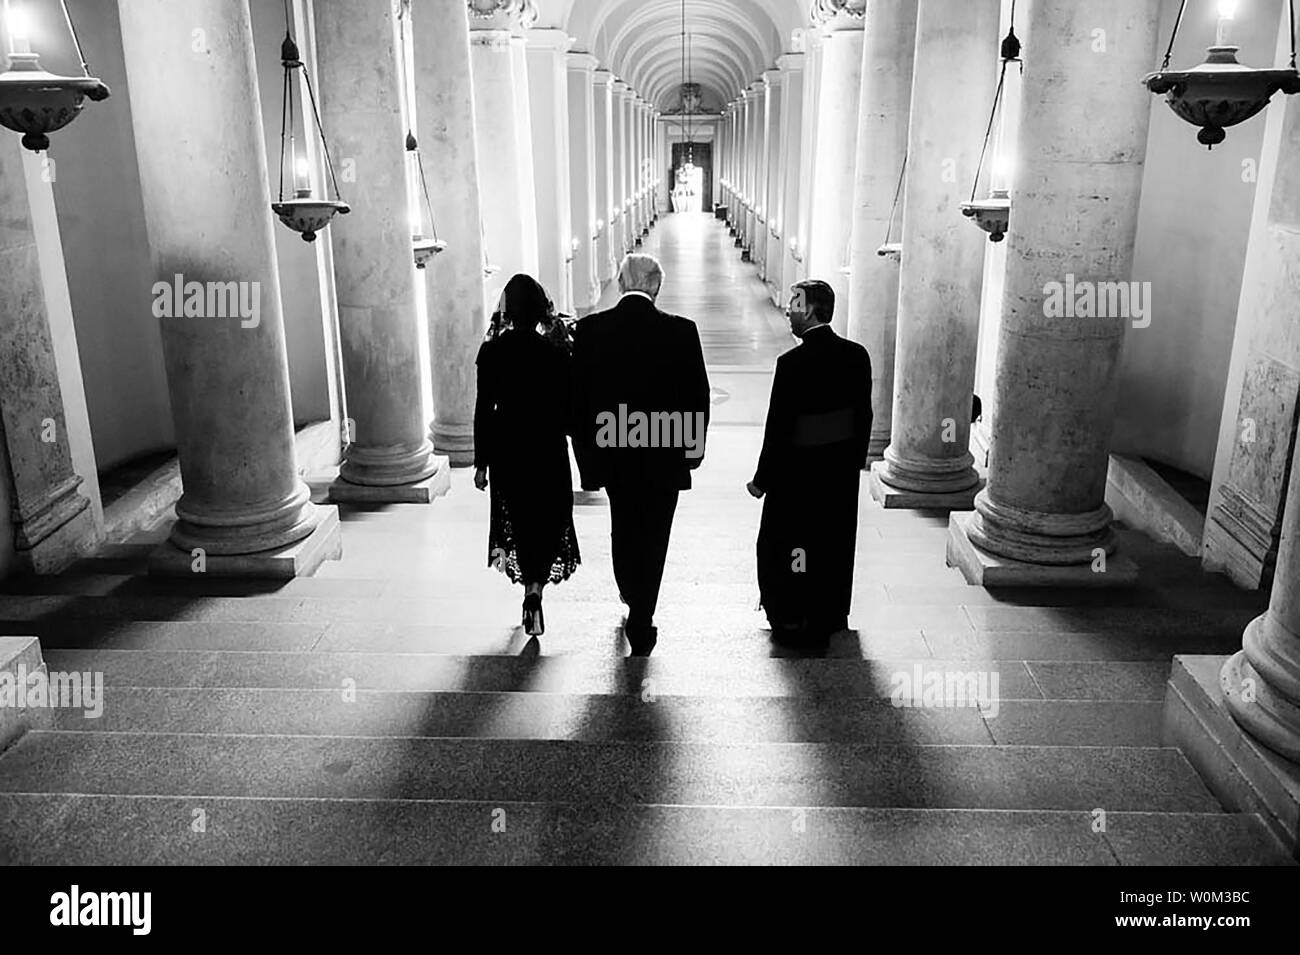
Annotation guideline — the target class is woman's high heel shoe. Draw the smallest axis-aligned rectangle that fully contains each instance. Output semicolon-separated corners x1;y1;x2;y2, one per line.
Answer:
522;593;544;636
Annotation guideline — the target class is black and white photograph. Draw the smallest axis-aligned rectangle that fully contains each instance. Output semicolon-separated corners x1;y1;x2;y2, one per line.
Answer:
0;0;1297;916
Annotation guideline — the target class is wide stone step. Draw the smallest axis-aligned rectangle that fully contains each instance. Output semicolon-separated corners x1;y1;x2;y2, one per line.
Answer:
0;568;1261;614
41;649;1171;700
39;685;1165;747
0;731;1220;812
1;610;1246;660
0;794;1286;865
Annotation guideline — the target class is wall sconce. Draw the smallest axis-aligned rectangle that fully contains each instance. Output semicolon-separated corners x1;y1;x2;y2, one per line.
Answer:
788;236;804;263
566;235;579;263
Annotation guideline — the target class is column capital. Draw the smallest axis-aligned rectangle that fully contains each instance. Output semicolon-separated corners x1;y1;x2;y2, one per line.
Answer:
747;80;765;95
776;52;805;72
592;68;614;88
466;0;537;33
567;50;599;71
612;80;632;98
526;27;572;52
810;0;866;32
762;68;782;87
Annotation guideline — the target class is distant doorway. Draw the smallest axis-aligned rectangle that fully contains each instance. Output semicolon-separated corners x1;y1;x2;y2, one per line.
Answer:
670;142;712;213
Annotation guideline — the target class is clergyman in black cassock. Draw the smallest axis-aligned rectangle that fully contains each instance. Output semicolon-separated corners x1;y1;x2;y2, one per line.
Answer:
749;280;872;640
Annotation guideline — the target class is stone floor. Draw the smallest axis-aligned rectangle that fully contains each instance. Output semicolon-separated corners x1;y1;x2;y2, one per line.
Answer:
0;214;1292;864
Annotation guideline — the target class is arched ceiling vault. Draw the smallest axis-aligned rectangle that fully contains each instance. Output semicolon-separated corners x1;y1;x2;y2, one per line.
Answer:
557;0;806;109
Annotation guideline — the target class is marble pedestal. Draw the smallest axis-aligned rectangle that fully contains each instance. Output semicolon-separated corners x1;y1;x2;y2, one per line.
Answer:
947;512;1138;587
869;463;982;511
326;456;452;504
149;506;342;579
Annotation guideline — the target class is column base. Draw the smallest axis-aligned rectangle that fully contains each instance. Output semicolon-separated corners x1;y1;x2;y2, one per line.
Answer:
1223;614;1300;763
339;439;440;487
946;512;1138;587
1165;654;1300;857
149;505;342;578
430;423;474;468
869;462;982;510
328;456;452;503
16;505;99;575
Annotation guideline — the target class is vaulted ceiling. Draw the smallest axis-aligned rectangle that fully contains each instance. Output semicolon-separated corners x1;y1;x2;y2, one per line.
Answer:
537;0;806;112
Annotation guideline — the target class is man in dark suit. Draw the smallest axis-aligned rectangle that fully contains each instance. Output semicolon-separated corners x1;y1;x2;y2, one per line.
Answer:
571;254;710;656
747;279;872;645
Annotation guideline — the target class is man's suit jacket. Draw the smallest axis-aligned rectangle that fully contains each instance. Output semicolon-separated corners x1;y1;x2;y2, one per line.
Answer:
571;293;710;491
753;325;873;494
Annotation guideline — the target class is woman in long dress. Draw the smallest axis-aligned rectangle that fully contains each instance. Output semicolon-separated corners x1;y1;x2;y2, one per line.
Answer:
473;274;580;636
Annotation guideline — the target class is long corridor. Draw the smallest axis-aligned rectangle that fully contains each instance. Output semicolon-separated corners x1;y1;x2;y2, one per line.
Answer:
0;214;1290;864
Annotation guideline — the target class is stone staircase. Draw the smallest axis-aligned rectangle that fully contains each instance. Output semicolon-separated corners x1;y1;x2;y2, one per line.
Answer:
0;429;1293;864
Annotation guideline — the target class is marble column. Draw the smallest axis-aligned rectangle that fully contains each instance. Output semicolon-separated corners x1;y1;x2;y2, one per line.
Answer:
315;0;443;500
0;137;97;572
744;84;761;255
805;1;864;325
631;97;644;242
117;0;338;573
526;28;573;312
624;91;639;248
777;53;805;303
593;70;615;283
414;0;487;467
468;1;538;297
794;30;822;281
947;0;1160;585
510;32;540;274
869;0;998;509
724;104;737;229
568;52;600;314
611;81;629;256
1225;426;1300;763
847;0;917;463
762;69;785;293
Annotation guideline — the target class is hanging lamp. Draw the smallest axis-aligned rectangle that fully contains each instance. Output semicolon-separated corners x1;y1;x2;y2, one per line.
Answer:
961;12;1020;243
0;0;109;152
407;132;446;268
876;150;907;261
397;3;445;269
271;2;348;243
1144;0;1299;148
481;221;500;277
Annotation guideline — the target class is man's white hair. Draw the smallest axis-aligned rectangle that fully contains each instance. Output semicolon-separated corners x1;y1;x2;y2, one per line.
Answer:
618;253;664;298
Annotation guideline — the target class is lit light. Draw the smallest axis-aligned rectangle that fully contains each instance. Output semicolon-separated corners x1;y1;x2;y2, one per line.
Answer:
294;154;313;196
993;152;1015;188
6;5;32;55
596;218;605;231
571;236;580;252
1216;0;1237;44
